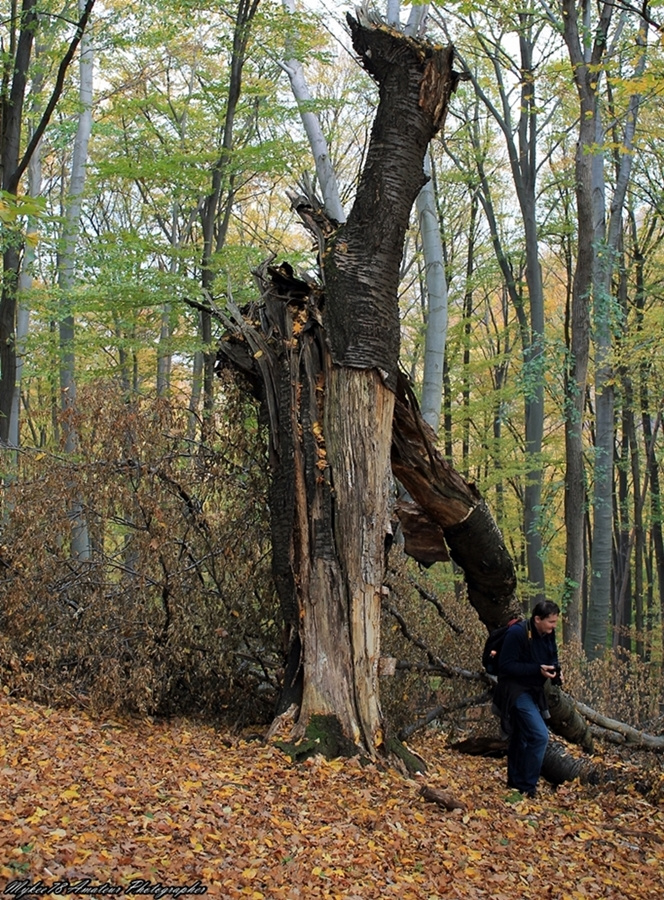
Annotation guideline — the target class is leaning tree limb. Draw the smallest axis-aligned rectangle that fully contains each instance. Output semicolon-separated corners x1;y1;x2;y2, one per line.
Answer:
391;373;519;632
389;377;596;751
574;700;664;751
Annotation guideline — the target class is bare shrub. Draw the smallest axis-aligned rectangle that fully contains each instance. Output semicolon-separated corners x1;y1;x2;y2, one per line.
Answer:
380;550;489;738
561;633;664;730
0;377;280;725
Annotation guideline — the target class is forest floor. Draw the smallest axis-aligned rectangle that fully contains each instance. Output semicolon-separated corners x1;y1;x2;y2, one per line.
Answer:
1;693;663;900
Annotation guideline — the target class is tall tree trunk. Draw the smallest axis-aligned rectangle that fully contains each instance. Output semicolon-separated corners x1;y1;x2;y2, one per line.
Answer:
220;14;458;755
460;187;477;475
198;0;260;439
10;144;41;454
517;17;546;603
561;0;610;647
630;209;664;661
584;20;646;659
614;404;631;652
57;0;94;560
417;150;448;432
458;17;546;599
0;0;38;444
0;0;95;443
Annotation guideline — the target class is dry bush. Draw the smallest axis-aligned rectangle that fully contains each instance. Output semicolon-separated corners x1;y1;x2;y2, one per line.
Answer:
561;633;664;730
0;377;280;726
380;549;489;738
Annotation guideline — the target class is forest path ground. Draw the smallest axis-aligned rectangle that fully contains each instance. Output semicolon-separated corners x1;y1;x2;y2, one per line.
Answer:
1;694;663;899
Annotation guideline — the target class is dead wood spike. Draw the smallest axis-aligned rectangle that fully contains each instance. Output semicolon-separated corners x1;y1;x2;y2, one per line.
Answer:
419;784;467;811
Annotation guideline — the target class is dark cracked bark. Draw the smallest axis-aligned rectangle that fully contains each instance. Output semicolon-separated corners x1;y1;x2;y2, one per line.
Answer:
324;17;456;389
217;15;460;757
216;15;593;761
391;372;520;631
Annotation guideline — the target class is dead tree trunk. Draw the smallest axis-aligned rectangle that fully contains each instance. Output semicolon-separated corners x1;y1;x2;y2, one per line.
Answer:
219;14;458;757
389;378;594;751
217;15;592;761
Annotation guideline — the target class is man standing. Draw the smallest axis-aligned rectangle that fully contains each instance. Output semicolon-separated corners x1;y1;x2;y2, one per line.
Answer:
497;600;562;797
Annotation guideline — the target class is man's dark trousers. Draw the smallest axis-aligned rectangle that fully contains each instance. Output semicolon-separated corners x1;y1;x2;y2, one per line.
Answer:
507;691;549;794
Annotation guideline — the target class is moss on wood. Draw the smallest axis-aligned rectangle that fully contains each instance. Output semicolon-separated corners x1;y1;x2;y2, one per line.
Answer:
275;714;360;763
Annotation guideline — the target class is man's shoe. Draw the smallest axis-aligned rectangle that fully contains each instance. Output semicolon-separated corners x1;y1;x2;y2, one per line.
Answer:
507;782;537;798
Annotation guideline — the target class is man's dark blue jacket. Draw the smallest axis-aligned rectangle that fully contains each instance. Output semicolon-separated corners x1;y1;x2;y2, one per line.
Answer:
495;619;559;732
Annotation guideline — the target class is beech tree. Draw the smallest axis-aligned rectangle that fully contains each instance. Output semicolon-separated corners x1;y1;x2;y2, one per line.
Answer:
0;0;95;445
56;0;94;559
560;0;649;653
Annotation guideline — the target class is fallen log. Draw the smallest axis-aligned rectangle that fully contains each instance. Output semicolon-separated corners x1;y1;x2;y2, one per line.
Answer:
574;700;664;751
451;735;663;801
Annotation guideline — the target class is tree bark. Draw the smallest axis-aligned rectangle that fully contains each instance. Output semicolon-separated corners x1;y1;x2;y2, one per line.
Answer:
198;0;260;439
560;0;611;644
218;14;457;756
0;0;38;444
57;0;94;560
0;0;95;443
391;372;519;631
416;151;448;432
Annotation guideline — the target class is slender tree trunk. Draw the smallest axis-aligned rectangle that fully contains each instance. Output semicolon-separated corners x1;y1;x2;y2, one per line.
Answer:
198;0;260;438
10;148;41;453
56;0;93;560
584;22;646;659
460;189;477;475
629;412;645;658
0;0;95;442
459;19;546;599
517;19;546;603
157;303;171;396
9;44;44;455
188;347;204;443
280;0;345;225
614;406;631;652
0;0;38;444
417;150;448;431
631;210;664;660
561;0;609;648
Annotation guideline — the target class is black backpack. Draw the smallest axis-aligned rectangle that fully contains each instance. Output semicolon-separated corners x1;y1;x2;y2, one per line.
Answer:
482;618;523;676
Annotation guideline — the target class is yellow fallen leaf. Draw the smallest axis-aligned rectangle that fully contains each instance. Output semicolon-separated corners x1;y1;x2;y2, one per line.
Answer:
26;807;48;823
60;787;80;800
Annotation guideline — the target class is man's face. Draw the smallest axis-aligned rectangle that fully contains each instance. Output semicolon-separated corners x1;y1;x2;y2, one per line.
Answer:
534;613;559;635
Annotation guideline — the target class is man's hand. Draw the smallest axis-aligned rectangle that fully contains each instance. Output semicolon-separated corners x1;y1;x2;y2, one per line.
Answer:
541;664;563;685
